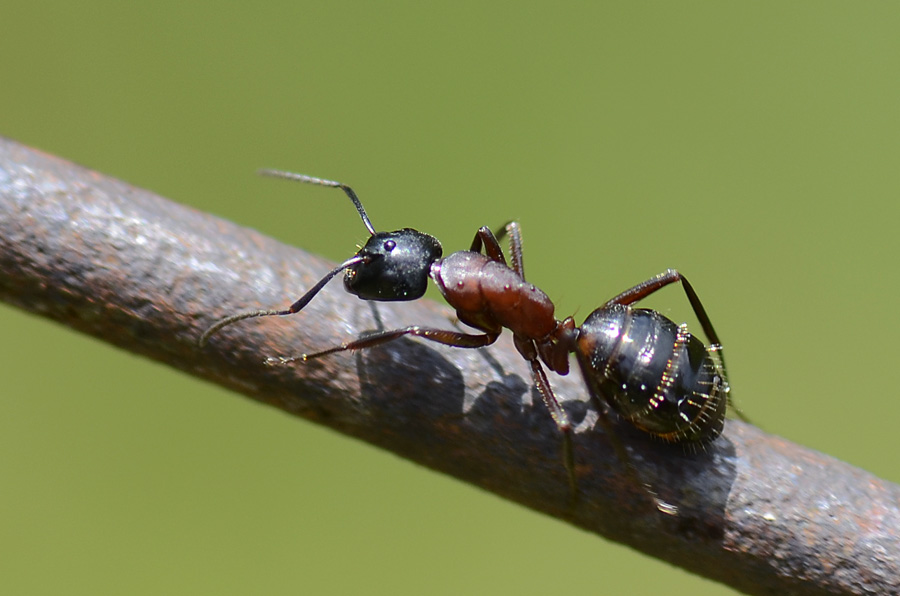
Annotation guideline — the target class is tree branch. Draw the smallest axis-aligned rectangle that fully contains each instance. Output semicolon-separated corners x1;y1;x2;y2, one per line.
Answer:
1;136;897;595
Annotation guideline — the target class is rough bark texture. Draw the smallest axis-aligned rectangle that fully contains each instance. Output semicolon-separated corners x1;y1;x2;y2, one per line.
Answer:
1;136;898;595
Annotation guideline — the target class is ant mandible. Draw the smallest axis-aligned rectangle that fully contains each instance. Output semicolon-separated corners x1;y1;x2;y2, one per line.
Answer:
200;169;741;505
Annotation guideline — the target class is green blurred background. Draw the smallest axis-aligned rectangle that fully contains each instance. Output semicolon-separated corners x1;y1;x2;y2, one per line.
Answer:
2;3;898;594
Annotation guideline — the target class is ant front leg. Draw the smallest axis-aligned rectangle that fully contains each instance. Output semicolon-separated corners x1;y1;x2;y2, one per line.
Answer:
270;326;500;364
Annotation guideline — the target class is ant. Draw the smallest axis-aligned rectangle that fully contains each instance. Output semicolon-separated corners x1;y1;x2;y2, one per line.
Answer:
200;169;744;510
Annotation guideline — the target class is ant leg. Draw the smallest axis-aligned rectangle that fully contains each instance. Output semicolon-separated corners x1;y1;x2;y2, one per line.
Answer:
469;222;526;278
604;269;719;342
603;269;725;370
499;221;525;278
604;269;749;423
526;357;576;496
491;221;525;278
590;397;679;516
514;334;575;496
270;326;500;364
469;227;508;266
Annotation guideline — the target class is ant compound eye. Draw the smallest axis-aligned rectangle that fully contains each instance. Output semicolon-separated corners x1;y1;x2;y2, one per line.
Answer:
384;240;396;251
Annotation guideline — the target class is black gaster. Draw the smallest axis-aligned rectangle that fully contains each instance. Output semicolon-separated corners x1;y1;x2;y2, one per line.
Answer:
576;304;727;443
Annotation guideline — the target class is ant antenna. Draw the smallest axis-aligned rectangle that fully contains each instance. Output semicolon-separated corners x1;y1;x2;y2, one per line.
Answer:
257;169;376;235
198;254;367;347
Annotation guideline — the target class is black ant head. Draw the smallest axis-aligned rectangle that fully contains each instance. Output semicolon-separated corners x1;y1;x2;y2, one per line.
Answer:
199;171;447;348
345;228;443;301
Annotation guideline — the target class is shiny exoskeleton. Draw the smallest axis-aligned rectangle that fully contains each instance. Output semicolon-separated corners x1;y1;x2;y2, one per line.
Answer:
577;304;728;445
200;170;738;497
